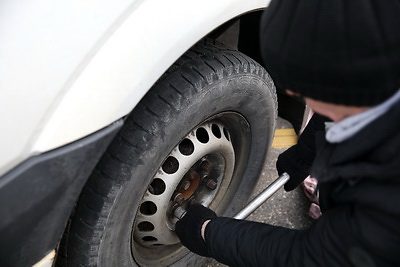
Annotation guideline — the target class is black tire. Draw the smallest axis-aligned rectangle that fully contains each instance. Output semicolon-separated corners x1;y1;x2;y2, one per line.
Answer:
57;39;277;267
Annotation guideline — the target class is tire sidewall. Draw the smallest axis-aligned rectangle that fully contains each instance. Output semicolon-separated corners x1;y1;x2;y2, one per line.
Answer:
99;72;276;266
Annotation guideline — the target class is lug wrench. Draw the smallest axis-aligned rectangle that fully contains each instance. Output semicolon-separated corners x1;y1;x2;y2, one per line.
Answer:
174;172;290;220
234;172;290;219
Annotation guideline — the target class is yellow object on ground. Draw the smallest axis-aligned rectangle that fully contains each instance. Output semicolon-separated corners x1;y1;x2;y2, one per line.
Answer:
272;129;298;148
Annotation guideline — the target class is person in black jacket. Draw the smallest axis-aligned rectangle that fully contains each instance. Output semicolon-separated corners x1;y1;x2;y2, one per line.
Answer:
277;112;328;219
175;0;400;266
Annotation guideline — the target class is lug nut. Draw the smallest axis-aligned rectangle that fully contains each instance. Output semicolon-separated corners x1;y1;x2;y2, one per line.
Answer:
186;169;199;180
200;160;213;173
173;206;187;220
173;193;184;205
205;178;217;190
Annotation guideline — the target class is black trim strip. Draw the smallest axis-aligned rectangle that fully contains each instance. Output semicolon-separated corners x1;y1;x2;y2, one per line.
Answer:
0;120;123;266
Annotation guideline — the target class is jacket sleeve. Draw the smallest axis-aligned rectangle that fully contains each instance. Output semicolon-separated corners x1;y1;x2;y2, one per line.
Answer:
205;205;380;267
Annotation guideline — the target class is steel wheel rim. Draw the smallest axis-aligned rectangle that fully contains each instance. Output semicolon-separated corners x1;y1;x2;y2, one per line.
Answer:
131;113;251;266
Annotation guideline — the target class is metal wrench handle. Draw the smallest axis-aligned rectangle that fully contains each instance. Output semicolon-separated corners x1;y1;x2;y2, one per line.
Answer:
234;172;290;220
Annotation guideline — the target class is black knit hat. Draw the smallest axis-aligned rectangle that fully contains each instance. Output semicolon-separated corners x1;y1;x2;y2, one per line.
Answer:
260;0;400;106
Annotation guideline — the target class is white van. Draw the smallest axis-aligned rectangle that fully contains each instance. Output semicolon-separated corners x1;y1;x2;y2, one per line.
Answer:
0;1;304;266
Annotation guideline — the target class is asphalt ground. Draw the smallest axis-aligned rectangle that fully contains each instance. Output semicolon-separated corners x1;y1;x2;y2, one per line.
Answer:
204;117;313;266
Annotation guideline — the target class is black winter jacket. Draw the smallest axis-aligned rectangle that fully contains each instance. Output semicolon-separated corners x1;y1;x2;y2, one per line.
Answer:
205;101;400;267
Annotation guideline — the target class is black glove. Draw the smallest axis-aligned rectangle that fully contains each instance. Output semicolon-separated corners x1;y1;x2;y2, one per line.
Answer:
277;114;328;191
175;204;217;257
276;145;311;191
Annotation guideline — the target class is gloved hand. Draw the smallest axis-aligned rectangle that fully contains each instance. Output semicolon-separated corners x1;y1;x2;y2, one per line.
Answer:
276;145;310;191
277;113;328;191
175;204;217;257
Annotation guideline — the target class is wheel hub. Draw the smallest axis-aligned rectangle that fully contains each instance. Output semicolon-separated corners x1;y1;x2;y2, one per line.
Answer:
132;120;235;247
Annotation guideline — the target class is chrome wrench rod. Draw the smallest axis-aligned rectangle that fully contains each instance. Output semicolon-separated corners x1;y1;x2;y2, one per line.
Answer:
234;172;290;220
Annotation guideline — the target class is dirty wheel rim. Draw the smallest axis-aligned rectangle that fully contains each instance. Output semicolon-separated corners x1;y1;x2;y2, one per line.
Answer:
131;114;250;266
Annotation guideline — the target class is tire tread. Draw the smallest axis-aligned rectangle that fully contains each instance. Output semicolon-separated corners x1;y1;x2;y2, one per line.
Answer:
57;38;277;266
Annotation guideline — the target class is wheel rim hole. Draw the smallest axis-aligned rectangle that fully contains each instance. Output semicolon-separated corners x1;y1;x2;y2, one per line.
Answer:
138;221;155;232
211;124;222;138
179;138;195;155
140;201;157;215
162;156;179;174
196;127;209;143
148;178;166;195
223;127;230;141
142;236;158;242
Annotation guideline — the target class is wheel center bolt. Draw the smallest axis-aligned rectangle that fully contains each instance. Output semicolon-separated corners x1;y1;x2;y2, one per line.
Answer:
182;180;191;191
